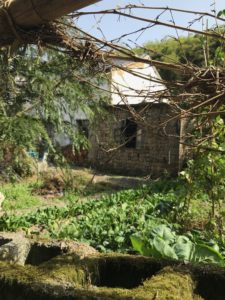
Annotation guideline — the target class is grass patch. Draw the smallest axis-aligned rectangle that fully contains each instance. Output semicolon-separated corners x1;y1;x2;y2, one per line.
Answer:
0;182;42;211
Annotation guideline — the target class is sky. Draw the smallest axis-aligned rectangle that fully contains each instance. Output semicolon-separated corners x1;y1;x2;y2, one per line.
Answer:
76;0;225;46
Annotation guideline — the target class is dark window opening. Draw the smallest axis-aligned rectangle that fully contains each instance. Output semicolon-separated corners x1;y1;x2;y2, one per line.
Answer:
77;120;89;138
122;119;138;148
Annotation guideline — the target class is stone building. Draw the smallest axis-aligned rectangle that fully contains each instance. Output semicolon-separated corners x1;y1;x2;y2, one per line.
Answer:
60;58;183;177
86;59;182;177
88;103;181;177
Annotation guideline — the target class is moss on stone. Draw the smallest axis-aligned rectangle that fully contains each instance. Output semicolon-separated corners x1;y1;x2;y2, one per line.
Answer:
0;254;203;300
133;267;202;300
0;254;90;288
86;267;202;300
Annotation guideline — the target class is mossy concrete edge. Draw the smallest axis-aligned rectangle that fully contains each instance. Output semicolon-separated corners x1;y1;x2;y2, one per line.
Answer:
0;253;203;300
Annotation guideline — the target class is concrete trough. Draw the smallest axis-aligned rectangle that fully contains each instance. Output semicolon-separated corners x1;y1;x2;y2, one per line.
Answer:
0;234;224;300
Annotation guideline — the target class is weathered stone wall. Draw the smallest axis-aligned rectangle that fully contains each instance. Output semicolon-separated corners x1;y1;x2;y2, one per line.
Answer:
88;103;180;177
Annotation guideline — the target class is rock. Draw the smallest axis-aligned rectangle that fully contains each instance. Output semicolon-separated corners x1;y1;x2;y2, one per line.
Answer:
0;192;5;210
60;240;98;257
0;232;31;266
0;232;98;266
33;239;98;258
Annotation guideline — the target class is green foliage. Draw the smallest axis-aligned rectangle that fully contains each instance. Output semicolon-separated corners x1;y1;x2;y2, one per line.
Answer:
1;179;224;266
217;9;225;17
1;169;225;266
0;186;169;251
0;116;50;150
0;147;37;182
135;32;224;81
131;224;224;266
0;46;109;180
180;117;225;217
1;183;41;210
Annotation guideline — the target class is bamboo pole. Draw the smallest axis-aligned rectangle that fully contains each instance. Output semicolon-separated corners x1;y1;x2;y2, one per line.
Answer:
7;0;101;27
0;0;101;46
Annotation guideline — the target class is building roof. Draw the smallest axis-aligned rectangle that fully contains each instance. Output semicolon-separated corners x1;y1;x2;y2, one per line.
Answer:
110;58;168;106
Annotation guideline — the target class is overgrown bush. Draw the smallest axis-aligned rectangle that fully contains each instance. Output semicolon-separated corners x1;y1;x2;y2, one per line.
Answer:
0;148;37;182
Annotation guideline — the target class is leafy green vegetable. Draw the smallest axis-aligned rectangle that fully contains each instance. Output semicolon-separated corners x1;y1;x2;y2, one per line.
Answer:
0;187;165;251
131;224;224;266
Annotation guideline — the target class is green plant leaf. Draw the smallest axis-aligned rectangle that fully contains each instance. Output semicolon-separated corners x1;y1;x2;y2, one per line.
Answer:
174;238;194;261
217;9;225;17
153;236;178;259
192;244;224;264
151;224;175;242
130;235;145;255
163;243;178;260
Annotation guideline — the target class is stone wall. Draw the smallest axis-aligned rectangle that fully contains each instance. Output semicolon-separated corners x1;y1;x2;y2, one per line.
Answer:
88;103;181;177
